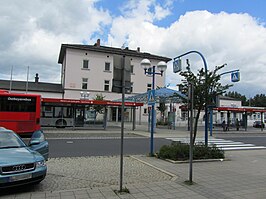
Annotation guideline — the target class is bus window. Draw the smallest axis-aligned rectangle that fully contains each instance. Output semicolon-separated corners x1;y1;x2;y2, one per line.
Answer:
0;93;41;134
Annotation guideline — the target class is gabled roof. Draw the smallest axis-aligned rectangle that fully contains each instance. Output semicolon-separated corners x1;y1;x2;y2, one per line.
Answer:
116;87;187;103
58;44;172;64
0;80;63;93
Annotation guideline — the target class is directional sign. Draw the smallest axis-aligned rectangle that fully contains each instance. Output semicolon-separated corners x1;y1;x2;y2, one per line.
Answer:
173;58;182;73
148;90;156;105
231;71;240;82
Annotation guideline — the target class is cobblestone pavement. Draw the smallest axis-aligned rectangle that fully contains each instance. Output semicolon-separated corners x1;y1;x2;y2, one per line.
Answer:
0;156;173;197
2;127;266;198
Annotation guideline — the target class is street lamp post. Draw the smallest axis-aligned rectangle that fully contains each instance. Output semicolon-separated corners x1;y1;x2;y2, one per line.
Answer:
140;59;167;156
174;51;209;146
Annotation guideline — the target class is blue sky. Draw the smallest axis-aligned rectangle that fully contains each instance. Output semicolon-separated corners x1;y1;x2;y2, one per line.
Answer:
0;0;266;97
98;0;266;26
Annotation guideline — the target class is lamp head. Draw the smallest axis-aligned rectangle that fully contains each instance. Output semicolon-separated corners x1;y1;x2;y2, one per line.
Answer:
157;61;167;73
140;59;151;70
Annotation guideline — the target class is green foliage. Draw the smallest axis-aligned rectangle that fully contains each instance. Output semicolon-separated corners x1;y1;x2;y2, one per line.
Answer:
251;94;266;107
179;64;232;144
156;121;168;126
180;64;232;110
225;92;266;107
157;98;167;122
93;93;105;115
158;142;224;161
225;91;248;106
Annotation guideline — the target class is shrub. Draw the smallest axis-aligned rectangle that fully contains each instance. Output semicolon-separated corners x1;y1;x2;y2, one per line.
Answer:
156;121;168;126
158;142;224;161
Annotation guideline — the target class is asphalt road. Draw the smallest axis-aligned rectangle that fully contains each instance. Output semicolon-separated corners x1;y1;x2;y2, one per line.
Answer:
48;138;172;158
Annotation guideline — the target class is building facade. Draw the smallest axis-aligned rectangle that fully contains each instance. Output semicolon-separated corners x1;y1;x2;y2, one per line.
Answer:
58;39;171;123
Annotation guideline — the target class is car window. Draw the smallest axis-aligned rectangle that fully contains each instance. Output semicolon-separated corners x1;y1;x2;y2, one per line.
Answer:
0;131;26;148
30;130;45;143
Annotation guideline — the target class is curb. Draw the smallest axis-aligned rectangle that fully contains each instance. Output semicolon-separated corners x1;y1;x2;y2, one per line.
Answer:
130;155;178;181
164;158;230;164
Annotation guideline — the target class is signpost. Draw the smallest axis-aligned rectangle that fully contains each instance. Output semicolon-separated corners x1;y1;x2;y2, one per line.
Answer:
148;90;156;105
231;71;240;82
173;58;182;73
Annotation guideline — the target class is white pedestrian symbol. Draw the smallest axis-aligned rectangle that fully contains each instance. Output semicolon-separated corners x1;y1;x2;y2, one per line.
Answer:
232;74;237;81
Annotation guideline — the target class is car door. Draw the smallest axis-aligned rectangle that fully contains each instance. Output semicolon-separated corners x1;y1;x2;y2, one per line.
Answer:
29;130;49;161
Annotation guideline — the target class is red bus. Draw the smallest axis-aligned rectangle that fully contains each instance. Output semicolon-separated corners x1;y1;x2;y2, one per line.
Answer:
0;90;41;134
41;97;143;128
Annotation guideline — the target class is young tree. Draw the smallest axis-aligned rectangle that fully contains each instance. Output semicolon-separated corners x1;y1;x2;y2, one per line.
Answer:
180;65;232;144
93;93;105;117
157;97;167;123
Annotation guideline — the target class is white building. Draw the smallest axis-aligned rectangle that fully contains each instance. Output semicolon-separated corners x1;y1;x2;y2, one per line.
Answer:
58;39;171;123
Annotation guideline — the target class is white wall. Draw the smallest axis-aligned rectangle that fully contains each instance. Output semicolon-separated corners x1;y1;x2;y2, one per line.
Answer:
61;47;166;123
62;48;165;100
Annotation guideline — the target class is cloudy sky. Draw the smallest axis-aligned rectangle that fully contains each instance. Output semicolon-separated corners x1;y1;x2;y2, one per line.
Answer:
0;0;265;97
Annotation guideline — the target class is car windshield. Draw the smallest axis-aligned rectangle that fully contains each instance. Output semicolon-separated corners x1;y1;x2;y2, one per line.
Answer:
0;131;26;149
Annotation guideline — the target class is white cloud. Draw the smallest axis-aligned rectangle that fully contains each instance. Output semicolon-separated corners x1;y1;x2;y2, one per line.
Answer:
0;0;111;82
107;9;266;96
1;0;266;97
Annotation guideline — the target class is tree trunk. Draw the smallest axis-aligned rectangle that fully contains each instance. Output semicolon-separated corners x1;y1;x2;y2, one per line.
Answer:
192;107;202;145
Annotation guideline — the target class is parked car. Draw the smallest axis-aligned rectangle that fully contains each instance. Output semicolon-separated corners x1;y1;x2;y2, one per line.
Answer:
253;121;265;128
0;127;48;188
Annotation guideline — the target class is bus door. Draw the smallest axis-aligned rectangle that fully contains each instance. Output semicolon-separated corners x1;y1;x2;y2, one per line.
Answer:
75;106;85;126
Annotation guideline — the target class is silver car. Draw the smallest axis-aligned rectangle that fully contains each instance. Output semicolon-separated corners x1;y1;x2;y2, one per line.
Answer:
0;127;48;188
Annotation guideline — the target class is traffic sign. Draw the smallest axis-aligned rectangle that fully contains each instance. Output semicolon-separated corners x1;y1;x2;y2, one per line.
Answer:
173;58;182;73
148;90;156;105
231;71;240;82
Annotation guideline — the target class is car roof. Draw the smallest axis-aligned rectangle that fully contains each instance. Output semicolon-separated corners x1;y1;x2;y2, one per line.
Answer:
0;127;14;133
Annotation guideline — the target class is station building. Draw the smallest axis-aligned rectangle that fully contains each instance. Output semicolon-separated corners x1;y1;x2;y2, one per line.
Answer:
1;39;265;129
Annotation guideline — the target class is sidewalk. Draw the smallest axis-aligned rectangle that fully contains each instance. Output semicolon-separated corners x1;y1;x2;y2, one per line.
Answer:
42;122;266;139
2;150;266;198
2;126;266;198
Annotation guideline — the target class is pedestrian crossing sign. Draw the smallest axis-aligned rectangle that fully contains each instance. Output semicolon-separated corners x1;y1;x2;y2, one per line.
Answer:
148;90;156;105
231;71;240;82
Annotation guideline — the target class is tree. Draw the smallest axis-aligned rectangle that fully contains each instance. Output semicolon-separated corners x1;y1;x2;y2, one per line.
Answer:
157;97;167;123
180;65;232;144
225;91;248;106
93;93;105;117
250;94;266;107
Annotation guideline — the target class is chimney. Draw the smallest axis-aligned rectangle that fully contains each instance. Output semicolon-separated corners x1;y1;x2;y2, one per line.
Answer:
96;39;100;47
35;73;39;83
137;47;140;52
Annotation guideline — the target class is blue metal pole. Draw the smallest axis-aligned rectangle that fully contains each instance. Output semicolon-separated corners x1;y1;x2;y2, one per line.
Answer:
220;69;239;76
150;65;156;156
174;51;209;146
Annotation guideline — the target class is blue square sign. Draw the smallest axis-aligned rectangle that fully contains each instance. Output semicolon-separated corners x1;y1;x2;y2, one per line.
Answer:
173;58;182;73
148;90;156;105
231;71;240;82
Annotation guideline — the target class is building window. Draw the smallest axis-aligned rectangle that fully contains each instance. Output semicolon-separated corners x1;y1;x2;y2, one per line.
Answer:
144;108;147;114
130;82;133;93
104;80;110;91
147;67;152;74
83;60;89;69
147;83;152;91
82;78;88;89
130;65;134;74
105;62;111;71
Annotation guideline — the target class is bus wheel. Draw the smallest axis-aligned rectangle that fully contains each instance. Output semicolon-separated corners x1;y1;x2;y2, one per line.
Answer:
55;119;67;128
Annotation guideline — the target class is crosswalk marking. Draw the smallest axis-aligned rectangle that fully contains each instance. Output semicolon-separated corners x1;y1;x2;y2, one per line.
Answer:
166;137;266;151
